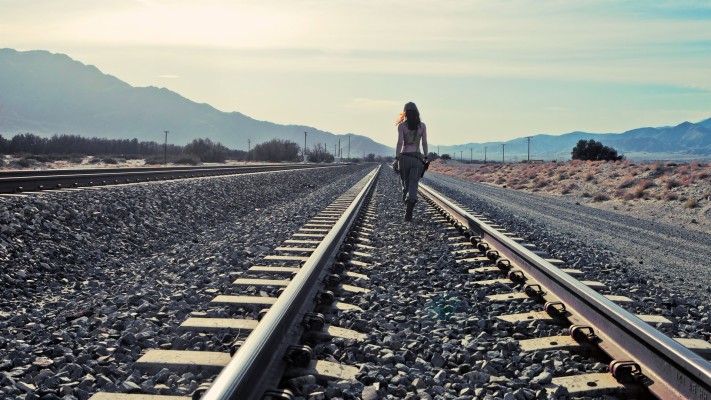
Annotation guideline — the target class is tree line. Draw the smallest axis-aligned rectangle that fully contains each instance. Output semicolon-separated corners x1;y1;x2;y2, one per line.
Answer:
0;133;330;164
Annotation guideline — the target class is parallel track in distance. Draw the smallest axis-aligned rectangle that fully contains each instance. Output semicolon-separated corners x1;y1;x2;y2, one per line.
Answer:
0;164;338;194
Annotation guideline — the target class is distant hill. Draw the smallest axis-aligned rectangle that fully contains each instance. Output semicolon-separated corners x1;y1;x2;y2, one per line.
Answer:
437;118;711;162
0;48;391;157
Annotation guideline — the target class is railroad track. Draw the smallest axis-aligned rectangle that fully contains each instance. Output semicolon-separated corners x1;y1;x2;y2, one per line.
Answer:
88;166;381;399
0;164;329;194
5;165;710;399
417;183;711;399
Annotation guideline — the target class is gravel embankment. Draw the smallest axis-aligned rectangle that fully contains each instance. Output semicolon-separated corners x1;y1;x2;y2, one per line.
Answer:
0;164;372;399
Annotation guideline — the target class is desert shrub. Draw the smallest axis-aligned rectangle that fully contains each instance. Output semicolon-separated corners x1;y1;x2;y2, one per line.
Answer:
685;198;698;209
174;156;200;165
623;191;636;200
584;172;594;181
632;187;646;199
561;187;570;194
571;139;623;161
637;179;655;190
664;192;679;201
32;154;51;163
89;157;101;164
679;175;695;186
0;157;4;168
495;177;506;184
534;179;548;188
17;158;36;168
618;177;637;189
592;193;610;202
102;157;118;164
664;179;681;190
696;171;709;180
581;192;591;198
144;156;166;165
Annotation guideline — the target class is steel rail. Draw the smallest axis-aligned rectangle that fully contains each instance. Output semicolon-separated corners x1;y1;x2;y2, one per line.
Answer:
420;183;711;400
201;165;381;400
0;164;333;193
0;165;265;178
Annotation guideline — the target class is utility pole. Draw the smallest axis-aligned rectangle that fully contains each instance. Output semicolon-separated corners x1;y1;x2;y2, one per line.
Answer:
484;146;487;163
470;148;472;163
348;134;351;162
248;139;251;162
460;150;463;161
338;139;341;163
164;130;168;165
526;136;531;162
438;145;440;157
501;143;506;163
304;132;307;163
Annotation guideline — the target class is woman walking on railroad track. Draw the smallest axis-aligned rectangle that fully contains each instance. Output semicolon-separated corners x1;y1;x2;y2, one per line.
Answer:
394;101;429;221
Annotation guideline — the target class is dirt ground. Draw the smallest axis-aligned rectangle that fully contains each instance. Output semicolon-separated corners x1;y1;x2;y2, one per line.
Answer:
429;159;711;235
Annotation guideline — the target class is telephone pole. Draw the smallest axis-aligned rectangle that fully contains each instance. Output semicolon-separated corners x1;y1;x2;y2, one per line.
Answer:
460;150;463;161
164;130;168;165
304;132;307;163
484;146;487;163
501;143;506;163
248;139;251;162
348;134;351;162
526;136;532;162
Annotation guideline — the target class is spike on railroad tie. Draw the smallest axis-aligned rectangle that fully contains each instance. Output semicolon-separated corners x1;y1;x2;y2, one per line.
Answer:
284;345;312;369
331;262;345;274
609;360;642;383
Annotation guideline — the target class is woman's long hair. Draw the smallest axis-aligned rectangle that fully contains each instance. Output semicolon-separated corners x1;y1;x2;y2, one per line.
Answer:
406;109;421;131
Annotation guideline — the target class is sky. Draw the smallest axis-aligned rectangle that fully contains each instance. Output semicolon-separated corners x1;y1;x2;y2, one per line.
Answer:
2;0;711;147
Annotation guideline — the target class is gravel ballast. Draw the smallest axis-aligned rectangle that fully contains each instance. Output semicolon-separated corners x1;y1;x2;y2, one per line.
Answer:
0;165;372;399
1;166;709;399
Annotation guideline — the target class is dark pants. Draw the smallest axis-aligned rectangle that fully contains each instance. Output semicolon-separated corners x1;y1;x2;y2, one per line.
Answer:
398;153;424;204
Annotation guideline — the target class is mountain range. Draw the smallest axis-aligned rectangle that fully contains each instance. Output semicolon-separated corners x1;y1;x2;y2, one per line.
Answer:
0;48;390;157
437;117;711;162
1;48;710;161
